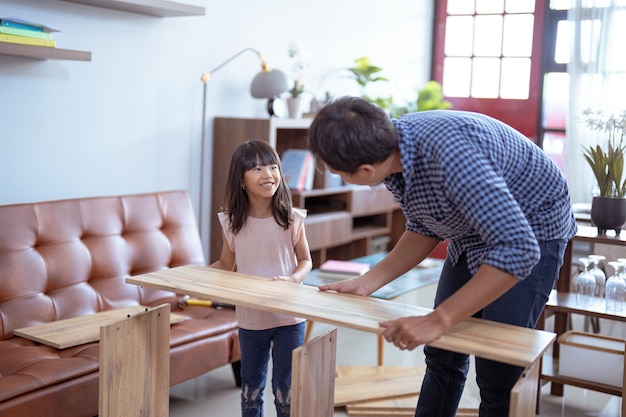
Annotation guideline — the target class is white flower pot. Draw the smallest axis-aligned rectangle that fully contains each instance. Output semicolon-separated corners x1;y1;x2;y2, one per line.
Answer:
286;97;303;119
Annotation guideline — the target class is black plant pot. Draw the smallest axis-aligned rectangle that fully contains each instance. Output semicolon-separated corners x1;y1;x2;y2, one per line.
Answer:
590;196;626;235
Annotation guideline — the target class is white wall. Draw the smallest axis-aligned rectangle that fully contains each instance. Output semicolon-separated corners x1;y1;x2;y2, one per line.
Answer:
0;0;433;259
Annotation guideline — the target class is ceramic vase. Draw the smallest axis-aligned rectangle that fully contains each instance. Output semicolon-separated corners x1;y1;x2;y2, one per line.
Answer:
590;196;626;235
286;97;303;119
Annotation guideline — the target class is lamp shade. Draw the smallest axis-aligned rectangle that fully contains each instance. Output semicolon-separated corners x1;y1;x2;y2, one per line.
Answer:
250;69;289;99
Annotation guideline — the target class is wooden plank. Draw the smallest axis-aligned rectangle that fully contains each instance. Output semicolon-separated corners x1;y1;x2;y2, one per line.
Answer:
334;366;424;406
510;358;540;417
99;304;170;417
60;0;205;17
291;328;337;417
126;265;555;368
0;42;91;61
14;306;183;349
339;366;479;417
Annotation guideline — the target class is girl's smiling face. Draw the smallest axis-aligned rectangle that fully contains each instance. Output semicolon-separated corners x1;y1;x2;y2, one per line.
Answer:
242;162;281;199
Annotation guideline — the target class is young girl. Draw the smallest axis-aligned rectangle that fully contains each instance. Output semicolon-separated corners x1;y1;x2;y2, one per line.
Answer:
210;140;312;417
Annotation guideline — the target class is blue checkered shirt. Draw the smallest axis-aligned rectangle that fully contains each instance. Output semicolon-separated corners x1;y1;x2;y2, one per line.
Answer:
384;111;577;279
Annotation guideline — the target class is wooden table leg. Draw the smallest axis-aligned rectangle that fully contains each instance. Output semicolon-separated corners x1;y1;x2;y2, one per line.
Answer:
378;335;384;366
305;320;314;342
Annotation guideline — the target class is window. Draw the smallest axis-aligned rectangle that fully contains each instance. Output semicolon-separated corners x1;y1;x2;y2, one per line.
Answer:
433;0;544;139
541;0;626;203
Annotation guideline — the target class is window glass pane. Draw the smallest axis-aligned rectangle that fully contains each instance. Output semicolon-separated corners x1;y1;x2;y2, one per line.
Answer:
543;132;568;176
605;74;626;112
476;0;504;14
447;0;475;14
442;57;472;97
542;73;569;129
505;0;535;13
500;58;530;99
471;58;501;98
555;20;570;64
550;0;571;10
579;19;603;64
608;10;626;70
445;16;475;56
502;14;534;56
473;15;503;56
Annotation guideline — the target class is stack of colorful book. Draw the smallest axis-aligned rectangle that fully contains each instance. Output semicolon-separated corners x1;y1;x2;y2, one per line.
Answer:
0;18;59;48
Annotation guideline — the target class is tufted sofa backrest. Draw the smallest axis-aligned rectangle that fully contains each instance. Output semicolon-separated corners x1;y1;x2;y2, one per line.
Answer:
0;190;205;340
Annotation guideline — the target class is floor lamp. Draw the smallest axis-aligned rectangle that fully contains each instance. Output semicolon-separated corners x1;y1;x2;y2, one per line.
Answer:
198;48;288;253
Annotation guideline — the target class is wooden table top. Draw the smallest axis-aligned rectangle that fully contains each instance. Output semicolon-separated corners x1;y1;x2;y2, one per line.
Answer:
14;305;183;349
127;265;555;368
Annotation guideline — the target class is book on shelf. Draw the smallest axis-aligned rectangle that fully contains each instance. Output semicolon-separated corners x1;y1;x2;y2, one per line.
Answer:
281;149;315;192
0;26;53;40
0;18;59;33
0;33;55;48
316;260;371;280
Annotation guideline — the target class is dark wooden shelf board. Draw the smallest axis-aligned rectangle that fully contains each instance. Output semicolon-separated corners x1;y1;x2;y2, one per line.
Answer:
60;0;205;17
0;43;91;61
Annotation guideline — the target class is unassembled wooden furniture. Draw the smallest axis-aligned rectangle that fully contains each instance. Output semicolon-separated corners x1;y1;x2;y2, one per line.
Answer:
335;365;479;417
127;265;556;417
291;328;337;417
539;224;626;416
211;117;402;266
14;306;183;349
99;304;170;417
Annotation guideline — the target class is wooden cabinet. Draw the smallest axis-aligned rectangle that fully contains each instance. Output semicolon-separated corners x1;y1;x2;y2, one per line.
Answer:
210;117;402;266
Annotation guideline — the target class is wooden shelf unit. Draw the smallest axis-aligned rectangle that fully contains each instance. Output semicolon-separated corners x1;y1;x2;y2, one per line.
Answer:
0;42;91;61
210;117;402;266
538;224;626;412
58;0;205;17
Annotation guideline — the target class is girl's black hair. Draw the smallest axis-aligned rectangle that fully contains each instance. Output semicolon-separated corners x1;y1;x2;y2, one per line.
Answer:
223;140;292;234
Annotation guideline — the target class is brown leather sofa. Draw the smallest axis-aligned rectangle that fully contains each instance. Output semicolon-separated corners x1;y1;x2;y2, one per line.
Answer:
0;190;240;417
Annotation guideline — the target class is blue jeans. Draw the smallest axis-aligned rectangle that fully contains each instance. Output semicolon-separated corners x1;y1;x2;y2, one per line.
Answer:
238;322;305;417
415;239;567;417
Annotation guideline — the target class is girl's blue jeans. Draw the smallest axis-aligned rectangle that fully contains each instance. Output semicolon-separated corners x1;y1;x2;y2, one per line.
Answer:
238;322;305;417
415;239;567;417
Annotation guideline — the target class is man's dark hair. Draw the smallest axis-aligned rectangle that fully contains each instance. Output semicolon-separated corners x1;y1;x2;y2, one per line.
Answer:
308;96;398;173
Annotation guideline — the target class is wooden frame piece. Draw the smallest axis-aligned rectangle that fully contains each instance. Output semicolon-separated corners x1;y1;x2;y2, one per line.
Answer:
291;328;337;417
99;304;170;417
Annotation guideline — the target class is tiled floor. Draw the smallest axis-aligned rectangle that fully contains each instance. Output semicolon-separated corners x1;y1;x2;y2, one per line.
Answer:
169;283;624;417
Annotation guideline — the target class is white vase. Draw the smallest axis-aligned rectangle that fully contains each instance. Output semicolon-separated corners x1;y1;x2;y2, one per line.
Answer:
286;97;303;119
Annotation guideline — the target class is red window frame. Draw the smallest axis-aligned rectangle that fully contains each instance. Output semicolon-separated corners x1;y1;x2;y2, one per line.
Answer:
431;0;546;141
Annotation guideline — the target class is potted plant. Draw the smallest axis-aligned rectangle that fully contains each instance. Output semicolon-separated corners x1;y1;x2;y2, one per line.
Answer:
580;108;626;234
286;41;309;118
347;56;392;111
390;80;452;118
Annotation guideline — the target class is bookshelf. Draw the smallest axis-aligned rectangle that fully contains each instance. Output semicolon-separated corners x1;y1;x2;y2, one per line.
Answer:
210;117;402;267
0;42;91;61
58;0;205;17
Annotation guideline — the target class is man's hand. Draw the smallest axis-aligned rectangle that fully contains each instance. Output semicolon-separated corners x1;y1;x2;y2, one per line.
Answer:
379;310;450;351
317;276;372;296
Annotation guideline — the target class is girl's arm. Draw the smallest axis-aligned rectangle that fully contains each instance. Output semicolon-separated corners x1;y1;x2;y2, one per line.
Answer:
208;230;236;271
274;223;312;283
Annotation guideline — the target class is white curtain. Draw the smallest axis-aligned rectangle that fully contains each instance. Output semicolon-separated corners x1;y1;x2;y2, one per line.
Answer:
567;0;625;204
